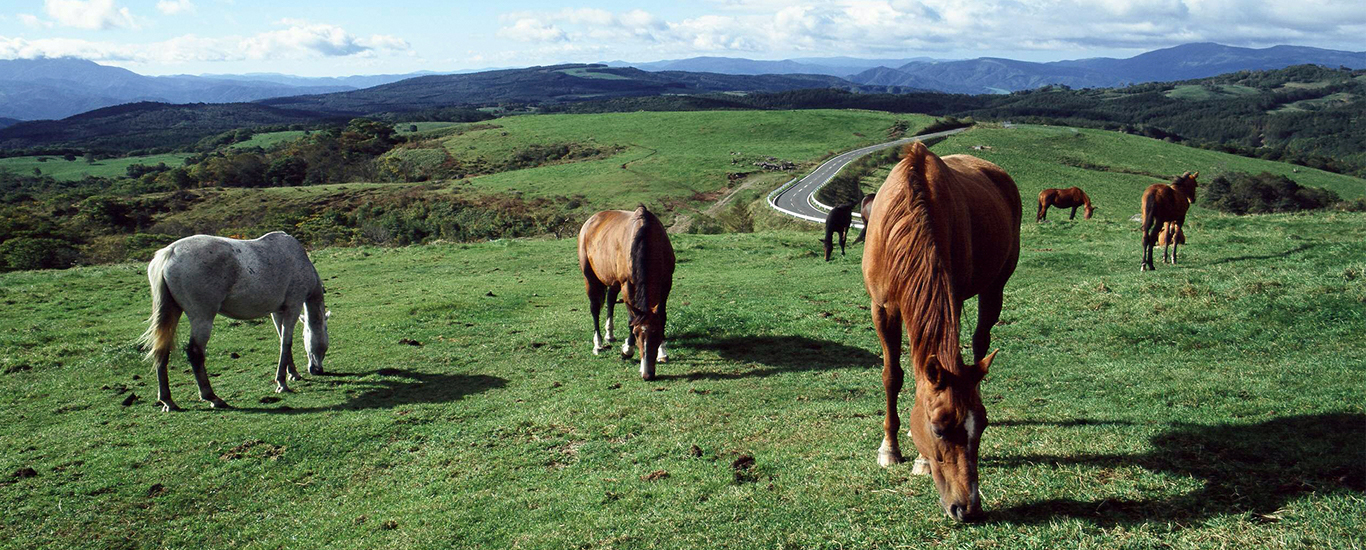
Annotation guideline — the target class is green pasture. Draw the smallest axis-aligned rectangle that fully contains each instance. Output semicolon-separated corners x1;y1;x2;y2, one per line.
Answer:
435;110;930;208
1164;84;1260;100
2;113;1364;549
0;153;191;181
228;131;308;150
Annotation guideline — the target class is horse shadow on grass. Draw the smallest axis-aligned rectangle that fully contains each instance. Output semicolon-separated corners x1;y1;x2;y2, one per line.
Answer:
236;368;507;414
984;413;1365;526
652;334;879;381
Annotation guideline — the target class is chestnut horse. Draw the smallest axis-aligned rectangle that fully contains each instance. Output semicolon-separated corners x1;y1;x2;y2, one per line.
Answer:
862;142;1021;522
1036;187;1094;222
822;201;856;261
852;193;877;244
578;206;675;380
1140;172;1198;271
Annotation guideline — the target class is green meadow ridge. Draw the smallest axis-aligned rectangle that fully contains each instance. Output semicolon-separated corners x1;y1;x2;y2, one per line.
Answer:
1;114;1363;548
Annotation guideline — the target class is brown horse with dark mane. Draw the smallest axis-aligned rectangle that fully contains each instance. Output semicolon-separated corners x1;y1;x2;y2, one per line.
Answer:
862;142;1021;522
1140;172;1198;271
578;206;676;380
1036;186;1094;222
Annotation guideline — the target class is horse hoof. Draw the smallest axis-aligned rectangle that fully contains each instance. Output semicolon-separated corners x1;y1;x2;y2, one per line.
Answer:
911;457;932;476
592;346;603;356
159;401;181;412
289;373;303;382
878;450;904;468
209;399;231;409
276;385;292;394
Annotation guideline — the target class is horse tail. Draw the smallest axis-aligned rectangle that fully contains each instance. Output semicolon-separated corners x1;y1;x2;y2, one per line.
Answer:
138;247;182;362
1140;189;1158;245
852;224;868;244
629;206;655;313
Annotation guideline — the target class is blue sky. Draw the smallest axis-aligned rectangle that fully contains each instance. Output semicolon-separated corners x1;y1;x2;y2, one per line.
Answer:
2;0;1363;76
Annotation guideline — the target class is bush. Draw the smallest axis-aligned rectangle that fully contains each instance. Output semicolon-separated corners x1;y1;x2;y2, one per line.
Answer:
1201;171;1342;215
0;237;80;271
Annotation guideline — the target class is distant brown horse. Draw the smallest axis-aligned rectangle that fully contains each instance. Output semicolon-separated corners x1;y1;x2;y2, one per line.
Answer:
1036;187;1094;222
1140;172;1198;271
851;193;876;244
862;142;1021;522
578;206;676;380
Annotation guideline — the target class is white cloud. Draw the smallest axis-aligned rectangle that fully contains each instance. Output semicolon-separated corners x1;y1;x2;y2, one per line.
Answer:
488;2;1366;62
18;14;53;28
0;20;412;65
497;18;569;42
43;0;139;30
155;0;196;16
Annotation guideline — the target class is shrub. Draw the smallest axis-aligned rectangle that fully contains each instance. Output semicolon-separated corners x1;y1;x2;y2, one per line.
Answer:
0;237;79;271
1201;171;1342;215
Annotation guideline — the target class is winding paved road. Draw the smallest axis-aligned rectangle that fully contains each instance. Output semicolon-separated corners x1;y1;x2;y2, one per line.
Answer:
766;127;969;227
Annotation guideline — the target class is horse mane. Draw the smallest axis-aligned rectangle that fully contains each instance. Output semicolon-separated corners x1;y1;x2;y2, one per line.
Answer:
886;142;963;374
629;205;657;321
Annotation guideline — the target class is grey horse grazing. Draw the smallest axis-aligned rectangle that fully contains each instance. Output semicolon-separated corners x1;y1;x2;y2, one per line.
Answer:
138;231;330;411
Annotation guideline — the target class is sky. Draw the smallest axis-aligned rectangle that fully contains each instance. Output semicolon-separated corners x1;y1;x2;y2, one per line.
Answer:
0;0;1363;77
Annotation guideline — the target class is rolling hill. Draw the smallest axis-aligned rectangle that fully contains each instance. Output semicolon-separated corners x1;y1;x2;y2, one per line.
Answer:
0;102;342;152
257;63;872;116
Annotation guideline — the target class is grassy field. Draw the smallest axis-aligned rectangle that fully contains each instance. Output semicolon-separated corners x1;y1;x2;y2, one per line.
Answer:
229;131;309;150
2;117;1364;549
435;110;930;208
0;153;191;181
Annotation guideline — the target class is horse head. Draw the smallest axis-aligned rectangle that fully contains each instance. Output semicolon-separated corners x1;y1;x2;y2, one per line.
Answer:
1084;203;1096;219
626;301;665;380
908;350;997;522
301;307;330;375
1175;171;1199;203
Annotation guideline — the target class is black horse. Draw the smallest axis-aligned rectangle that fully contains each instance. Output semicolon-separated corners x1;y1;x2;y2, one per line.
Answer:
822;202;856;261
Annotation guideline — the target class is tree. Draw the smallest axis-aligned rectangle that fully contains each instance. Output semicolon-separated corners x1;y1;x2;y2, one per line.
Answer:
266;157;308;187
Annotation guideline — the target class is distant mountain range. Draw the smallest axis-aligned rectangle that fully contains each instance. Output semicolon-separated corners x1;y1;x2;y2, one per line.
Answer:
847;43;1366;94
610;43;1366;94
0;58;359;121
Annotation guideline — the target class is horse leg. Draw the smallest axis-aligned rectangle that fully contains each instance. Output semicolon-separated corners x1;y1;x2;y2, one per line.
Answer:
1070;206;1077;220
154;337;180;413
185;315;228;409
586;278;606;355
270;312;302;381
604;284;620;344
274;305;302;393
839;227;848;257
872;304;906;467
973;287;1004;364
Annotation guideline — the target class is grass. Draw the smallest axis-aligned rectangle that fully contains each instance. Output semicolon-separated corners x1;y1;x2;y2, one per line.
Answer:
2;115;1364;548
1164;84;1260;100
394;122;464;136
434;110;930;208
556;67;633;80
0;153;191;181
229;131;308;150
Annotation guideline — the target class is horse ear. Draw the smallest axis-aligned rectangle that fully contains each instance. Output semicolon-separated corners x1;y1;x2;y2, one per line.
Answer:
923;355;944;387
977;349;999;376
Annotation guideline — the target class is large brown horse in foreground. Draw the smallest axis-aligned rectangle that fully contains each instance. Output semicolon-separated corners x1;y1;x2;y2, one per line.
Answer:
1140;172;1198;271
1036;186;1094;222
862;142;1021;522
578;206;675;380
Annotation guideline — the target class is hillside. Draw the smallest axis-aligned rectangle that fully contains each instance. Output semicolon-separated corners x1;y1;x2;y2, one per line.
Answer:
0;58;354;121
258;64;862;116
0;102;342;152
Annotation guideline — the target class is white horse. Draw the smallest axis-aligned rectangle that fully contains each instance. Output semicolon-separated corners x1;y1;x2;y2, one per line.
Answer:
138;231;330;411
